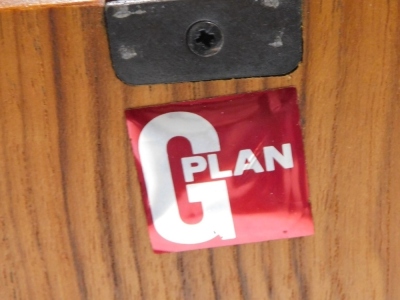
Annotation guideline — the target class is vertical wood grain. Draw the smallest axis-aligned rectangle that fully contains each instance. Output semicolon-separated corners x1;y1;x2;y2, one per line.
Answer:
0;1;399;299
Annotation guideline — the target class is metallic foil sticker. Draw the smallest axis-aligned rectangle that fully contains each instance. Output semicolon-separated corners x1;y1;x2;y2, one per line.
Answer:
126;87;314;253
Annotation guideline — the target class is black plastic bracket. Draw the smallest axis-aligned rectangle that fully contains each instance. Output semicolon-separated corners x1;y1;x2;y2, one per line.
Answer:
105;0;302;85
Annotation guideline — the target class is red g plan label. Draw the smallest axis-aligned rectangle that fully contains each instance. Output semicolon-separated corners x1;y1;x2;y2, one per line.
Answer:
126;87;314;253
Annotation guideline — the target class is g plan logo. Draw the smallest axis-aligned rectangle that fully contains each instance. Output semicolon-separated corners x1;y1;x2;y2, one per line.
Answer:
126;88;314;253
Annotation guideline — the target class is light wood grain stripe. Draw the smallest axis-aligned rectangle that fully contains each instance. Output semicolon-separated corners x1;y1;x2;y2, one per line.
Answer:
0;0;103;9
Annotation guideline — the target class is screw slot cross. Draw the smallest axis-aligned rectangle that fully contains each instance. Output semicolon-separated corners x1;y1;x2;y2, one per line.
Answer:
195;30;216;49
187;21;223;57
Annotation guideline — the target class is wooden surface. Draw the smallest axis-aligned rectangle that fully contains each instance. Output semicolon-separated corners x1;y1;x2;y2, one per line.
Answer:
0;0;102;9
0;1;399;299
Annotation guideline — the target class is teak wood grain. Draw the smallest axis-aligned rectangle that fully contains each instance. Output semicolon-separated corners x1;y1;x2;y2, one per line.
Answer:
0;0;102;9
0;1;399;299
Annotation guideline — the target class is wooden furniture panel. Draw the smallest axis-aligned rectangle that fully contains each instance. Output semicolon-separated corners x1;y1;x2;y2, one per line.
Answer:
0;0;102;9
0;1;399;299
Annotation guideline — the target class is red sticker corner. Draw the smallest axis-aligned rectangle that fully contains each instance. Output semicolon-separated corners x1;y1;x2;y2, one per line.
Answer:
126;87;314;253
